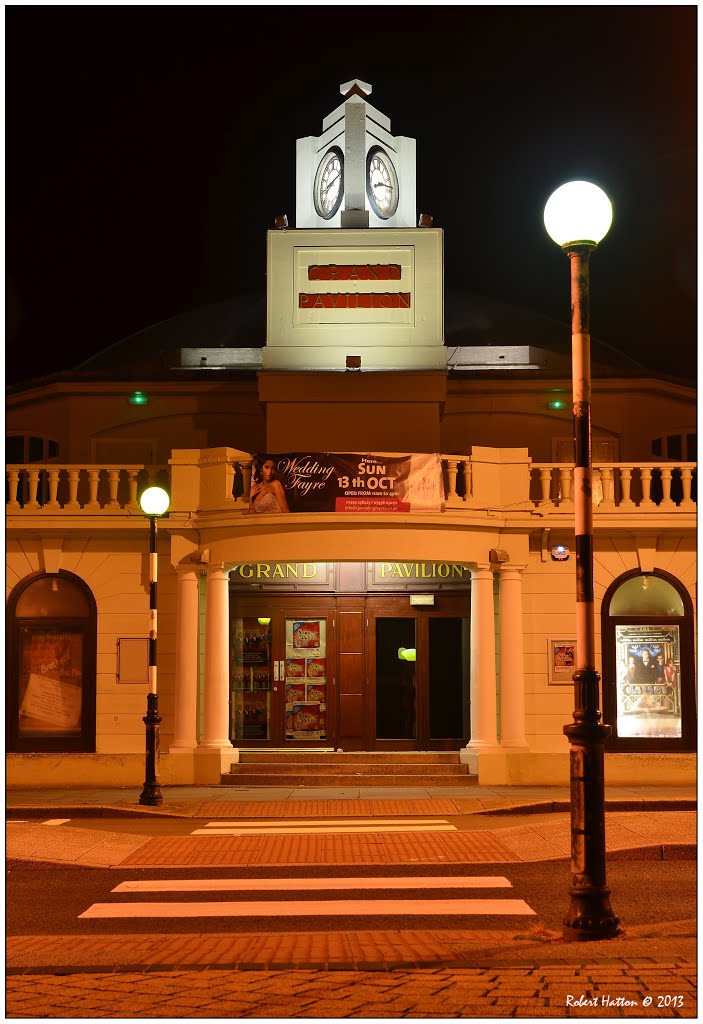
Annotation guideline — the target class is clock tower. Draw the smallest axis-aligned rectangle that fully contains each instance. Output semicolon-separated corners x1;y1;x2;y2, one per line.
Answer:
261;79;446;451
296;80;416;229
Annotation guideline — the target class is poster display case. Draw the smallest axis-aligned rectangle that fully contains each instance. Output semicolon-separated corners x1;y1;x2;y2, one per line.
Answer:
231;617;272;741
614;625;682;740
285;618;327;740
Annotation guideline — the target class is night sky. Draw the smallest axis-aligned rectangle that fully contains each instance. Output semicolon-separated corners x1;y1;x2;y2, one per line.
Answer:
6;7;697;386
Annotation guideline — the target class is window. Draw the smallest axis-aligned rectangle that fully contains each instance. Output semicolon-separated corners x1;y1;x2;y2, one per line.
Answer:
6;434;60;463
650;431;696;461
7;572;97;753
601;570;695;752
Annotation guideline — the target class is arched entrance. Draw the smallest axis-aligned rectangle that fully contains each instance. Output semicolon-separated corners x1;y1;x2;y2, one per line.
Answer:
7;571;97;752
601;569;696;752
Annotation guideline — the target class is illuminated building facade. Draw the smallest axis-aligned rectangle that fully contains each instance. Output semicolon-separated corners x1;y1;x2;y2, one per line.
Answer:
6;82;696;788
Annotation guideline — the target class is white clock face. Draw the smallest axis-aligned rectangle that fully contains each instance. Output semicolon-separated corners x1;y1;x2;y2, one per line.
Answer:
314;148;344;219
366;147;399;219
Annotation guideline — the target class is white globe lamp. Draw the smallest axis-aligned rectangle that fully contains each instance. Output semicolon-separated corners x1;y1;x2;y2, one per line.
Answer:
544;181;612;248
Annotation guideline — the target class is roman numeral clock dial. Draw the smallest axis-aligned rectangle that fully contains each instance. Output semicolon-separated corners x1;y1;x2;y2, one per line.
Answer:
313;147;344;219
366;146;399;219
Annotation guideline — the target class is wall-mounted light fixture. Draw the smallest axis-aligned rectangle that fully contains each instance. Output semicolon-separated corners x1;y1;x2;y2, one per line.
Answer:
128;391;148;406
258;617;271;626
551;544;570;561
397;647;416;662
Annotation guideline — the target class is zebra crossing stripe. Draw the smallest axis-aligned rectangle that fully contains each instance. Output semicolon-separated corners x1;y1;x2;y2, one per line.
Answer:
201;818;450;827
80;897;535;919
190;824;456;836
112;876;513;893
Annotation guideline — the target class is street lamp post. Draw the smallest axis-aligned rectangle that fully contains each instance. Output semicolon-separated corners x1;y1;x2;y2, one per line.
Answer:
544;181;620;941
138;485;170;807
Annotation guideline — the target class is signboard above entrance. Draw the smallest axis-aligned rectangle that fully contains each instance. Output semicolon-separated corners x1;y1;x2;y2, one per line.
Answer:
249;452;443;514
229;561;470;593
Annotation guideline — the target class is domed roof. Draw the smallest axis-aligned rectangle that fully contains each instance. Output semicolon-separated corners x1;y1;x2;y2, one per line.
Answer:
73;287;644;379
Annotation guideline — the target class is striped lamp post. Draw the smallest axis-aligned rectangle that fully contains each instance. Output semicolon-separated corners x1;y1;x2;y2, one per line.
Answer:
138;485;170;807
544;181;620;941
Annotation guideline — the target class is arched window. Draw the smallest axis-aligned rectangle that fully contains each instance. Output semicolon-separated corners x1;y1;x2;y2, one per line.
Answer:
7;571;97;753
601;569;696;752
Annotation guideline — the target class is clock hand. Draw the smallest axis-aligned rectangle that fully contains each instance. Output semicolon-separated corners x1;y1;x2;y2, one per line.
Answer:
371;180;394;191
321;172;341;194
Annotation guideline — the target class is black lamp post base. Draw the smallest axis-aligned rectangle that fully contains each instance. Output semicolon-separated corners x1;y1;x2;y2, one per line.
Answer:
138;782;163;807
563;888;620;941
139;691;163;807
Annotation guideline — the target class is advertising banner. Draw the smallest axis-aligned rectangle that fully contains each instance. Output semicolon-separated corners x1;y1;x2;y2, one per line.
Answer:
249;452;444;514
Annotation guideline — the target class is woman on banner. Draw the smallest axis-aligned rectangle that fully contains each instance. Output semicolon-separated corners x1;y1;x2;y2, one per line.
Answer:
250;456;291;513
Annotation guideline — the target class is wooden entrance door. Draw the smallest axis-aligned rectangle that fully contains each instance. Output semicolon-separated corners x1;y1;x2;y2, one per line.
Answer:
366;593;470;750
229;596;336;747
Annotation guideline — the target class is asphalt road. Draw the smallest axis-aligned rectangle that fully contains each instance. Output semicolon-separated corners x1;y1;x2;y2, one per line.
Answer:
7;861;695;937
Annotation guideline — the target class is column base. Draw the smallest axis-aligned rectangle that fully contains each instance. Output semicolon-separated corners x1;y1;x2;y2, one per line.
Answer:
194;745;239;781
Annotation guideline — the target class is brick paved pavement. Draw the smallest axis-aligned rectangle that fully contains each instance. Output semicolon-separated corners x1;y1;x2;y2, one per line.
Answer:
6;787;696;1017
6;963;697;1018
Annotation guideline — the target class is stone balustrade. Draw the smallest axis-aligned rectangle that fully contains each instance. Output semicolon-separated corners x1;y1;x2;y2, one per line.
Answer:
5;465;170;511
6;456;697;514
529;462;697;511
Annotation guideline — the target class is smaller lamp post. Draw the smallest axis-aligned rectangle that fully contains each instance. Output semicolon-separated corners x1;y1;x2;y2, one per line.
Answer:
544;180;620;941
138;485;170;807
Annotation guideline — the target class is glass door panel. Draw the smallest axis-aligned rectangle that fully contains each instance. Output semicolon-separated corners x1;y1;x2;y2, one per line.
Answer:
285;617;328;741
231;616;273;741
428;617;469;740
376;617;416;740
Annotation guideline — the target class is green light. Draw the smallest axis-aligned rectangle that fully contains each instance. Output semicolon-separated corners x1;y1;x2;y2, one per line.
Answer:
548;400;567;410
128;391;148;406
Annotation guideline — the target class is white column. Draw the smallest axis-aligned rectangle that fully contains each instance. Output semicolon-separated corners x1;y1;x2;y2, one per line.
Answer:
169;567;200;752
498;566;529;749
199;563;233;749
466;565;499;751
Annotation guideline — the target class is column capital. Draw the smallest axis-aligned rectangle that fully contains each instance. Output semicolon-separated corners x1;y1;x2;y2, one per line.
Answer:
497;564;528;576
205;562;230;581
470;564;494;577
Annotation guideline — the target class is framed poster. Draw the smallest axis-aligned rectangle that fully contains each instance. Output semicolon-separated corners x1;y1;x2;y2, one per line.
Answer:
614;625;681;740
547;639;576;684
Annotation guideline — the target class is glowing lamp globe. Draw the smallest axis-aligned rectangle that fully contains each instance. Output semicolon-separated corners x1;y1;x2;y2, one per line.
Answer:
140;486;170;516
544;181;612;248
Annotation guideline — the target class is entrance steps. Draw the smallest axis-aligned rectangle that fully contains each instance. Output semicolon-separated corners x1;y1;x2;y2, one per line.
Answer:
221;751;477;787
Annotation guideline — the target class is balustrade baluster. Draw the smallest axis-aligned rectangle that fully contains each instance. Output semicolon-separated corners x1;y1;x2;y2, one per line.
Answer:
7;469;21;508
619;467;634;508
65;469;81;509
85;469;102;510
538;467;553;506
239;461;252;504
598;466;615;510
107;469;121;507
46;468;61;508
659;467;675;508
679;466;695;509
639;467;655;508
462;460;471;501
126;470;139;509
446;459;458;502
25;468;41;509
557;466;574;509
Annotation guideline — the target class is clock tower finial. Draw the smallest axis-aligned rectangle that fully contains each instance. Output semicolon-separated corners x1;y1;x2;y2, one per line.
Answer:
296;82;416;229
340;79;372;100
